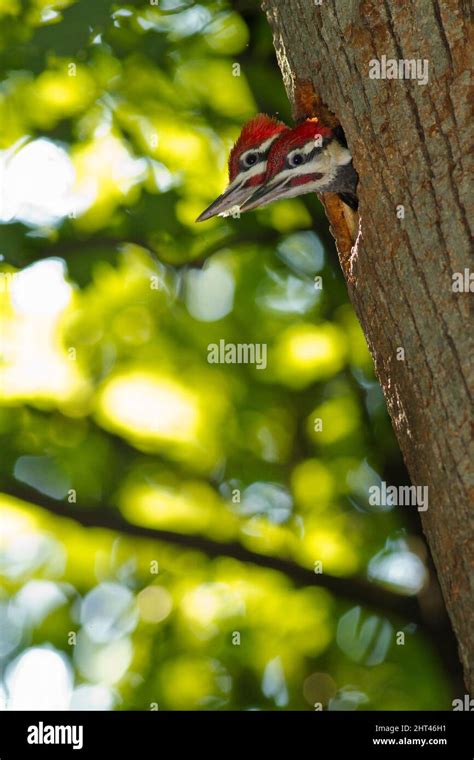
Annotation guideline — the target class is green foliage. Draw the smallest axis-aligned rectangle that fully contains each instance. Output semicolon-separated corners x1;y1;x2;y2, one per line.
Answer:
0;0;452;710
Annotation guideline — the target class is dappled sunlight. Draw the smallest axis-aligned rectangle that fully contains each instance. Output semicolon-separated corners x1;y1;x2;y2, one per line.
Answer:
0;498;42;555
238;515;300;561
0;500;66;581
247;586;334;663
291;459;336;512
96;365;232;471
2;531;62;580
273;323;346;387
98;372;200;445
0;260;85;403
74;632;133;685
72;131;147;230
257;270;319;315
237;482;293;524
277;231;325;274
336;607;393;667
300;524;361;576
10;258;72;316
119;477;237;540
70;684;116;710
28;65;97;129
6;646;73;710
185;259;235;321
0;492;446;709
368;538;428;595
306;396;361;446
265;199;313;233
142;117;212;174
0;139;89;226
80;582;138;643
0;0;448;712
175;58;256;120
137;585;173;624
203;10;249;54
136;4;213;40
159;656;231;710
181;582;245;633
15;580;68;626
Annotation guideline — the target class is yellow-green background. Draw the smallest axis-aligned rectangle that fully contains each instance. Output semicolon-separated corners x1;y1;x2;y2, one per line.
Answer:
0;0;457;710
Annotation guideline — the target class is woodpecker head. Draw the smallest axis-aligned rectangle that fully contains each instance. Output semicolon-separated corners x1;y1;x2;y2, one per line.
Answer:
240;119;358;212
196;114;289;222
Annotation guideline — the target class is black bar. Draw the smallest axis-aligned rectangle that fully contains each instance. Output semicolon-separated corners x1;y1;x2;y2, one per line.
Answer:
0;710;472;757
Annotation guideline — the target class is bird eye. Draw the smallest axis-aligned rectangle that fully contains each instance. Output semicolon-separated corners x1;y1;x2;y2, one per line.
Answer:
288;152;305;168
243;152;258;168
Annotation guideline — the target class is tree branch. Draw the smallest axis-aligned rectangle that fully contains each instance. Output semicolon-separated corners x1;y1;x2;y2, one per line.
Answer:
33;230;282;272
3;483;423;624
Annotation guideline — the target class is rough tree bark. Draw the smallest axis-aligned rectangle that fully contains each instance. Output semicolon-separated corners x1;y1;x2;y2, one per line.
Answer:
261;0;473;692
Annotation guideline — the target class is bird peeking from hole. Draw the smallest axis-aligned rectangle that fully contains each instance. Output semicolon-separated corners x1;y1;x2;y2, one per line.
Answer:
196;114;359;223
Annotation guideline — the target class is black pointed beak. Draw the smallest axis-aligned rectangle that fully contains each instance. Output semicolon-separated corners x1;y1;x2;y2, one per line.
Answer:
196;182;252;222
239;176;291;212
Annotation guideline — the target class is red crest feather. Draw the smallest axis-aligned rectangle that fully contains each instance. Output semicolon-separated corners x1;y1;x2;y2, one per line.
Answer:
228;114;288;180
266;120;334;176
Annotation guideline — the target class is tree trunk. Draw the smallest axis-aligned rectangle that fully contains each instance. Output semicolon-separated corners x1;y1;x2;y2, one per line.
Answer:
261;0;473;693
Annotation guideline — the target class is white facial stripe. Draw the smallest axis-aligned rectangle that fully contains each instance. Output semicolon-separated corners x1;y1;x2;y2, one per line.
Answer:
275;176;335;199
259;133;283;153
254;175;335;210
273;141;352;185
231;132;283;188
287;140;322;167
301;140;321;157
269;159;326;184
239;134;282;170
229;160;267;191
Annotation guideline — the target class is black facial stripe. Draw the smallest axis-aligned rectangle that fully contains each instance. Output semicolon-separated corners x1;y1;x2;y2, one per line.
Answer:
239;152;260;170
285;137;332;169
286;147;317;169
239;141;275;171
